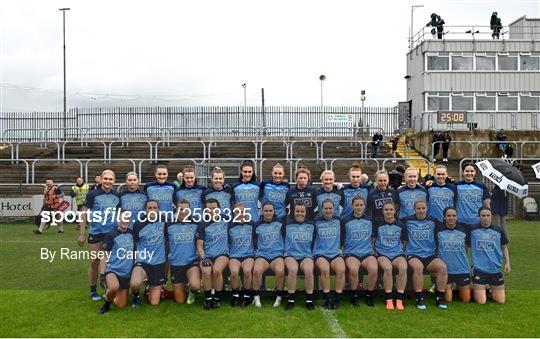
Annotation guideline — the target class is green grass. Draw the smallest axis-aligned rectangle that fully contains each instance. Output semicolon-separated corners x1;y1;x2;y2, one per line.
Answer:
1;221;539;337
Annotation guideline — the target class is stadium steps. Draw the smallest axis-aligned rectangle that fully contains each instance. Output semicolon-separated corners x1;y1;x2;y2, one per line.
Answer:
386;136;435;177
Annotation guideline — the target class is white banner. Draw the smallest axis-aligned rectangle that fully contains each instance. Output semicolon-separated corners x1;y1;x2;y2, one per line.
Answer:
326;114;353;123
0;196;74;217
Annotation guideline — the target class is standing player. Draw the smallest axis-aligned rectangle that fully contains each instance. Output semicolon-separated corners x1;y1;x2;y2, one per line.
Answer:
315;170;344;218
196;199;230;309
99;211;134;314
367;170;398;226
70;177;89;230
175;166;206;215
34;178;66;234
260;163;290;219
145;165;176;222
119;172;148;228
341;196;377;307
252;202;286;308
470;207;511;304
77;170;120;301
437;207;471;303
228;204;255;307
285;166;317;220
165;199;201;304
314;199;346;309
374;202;408;311
130;200;167;306
233;160;261;223
284;203;316;310
202;167;233;212
426;165;457;223
341;163;370;217
402;200;448;309
396;167;427;219
456;163;490;228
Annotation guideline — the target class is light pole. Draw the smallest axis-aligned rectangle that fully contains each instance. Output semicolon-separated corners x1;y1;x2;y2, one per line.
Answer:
319;74;326;108
59;7;70;140
242;83;247;108
410;5;424;49
360;90;366;112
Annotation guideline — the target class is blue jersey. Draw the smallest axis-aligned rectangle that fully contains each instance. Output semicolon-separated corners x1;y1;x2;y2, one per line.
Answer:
436;225;470;274
84;187;121;235
119;189;148;227
233;180;261;223
427;183;457;223
374;220;407;260
164;221;198;266
313;216;342;258
285;185;316;220
254;218;285;260
175;184;206;214
145;182;176;216
341;184;370;217
340;214;374;258
402;215;438;258
284;220;315;259
367;187;398;225
315;187;344;218
470;224;508;274
260;180;290;218
103;228;134;277
228;222;255;258
396;185;428;219
197;220;229;259
133;220;166;265
202;185;233;211
456;181;490;226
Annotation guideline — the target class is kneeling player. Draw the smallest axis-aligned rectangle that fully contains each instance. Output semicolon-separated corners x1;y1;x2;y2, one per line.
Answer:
374;202;407;311
284;203;316;310
196;199;229;309
471;207;511;304
314;199;346;309
165;200;201;304
402;200;448;309
252;202;286;307
99;211;134;314
342;196;377;306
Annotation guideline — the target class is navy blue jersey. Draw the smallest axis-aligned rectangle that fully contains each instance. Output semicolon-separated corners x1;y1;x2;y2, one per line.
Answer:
119;189;148;226
396;185;428;219
284;220;315;259
202;185;233;212
436;224;470;274
315;187;344;218
341;184;370;217
456;181;490;225
84;187;121;235
133;220;166;265
175;184;206;215
144;182;177;215
260;180;290;218
366;187;398;225
373;220;407;259
341;214;374;258
285;185;317;220
313;216;342;258
254;218;285;260
232;180;261;223
427;183;457;223
103;228;134;277
164;221;198;266
228;222;255;258
197;220;229;259
401;215;438;258
470;224;508;274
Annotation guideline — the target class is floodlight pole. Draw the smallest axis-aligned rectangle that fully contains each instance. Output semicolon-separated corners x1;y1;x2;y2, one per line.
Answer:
59;7;70;140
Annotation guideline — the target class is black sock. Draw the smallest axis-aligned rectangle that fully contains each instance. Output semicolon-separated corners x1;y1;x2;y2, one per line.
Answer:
204;290;212;300
306;292;313;303
323;292;330;301
215;290;222;301
436;290;445;301
366;290;373;298
397;292;404;301
232;289;240;298
253;289;260;297
415;291;423;300
335;292;342;302
190;288;199;294
288;292;296;302
132;291;139;297
243;289;251;299
276;289;283;297
104;300;112;306
353;289;360;298
90;285;97;293
385;292;393;301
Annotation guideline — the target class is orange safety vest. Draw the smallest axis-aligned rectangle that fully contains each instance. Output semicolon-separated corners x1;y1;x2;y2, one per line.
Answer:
44;185;62;209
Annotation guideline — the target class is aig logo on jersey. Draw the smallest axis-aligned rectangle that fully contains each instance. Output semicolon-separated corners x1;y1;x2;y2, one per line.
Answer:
262;233;279;243
351;230;369;240
173;233;193;243
476;240;496;251
375;197;393;209
319;228;336;239
442;241;462;251
234;236;251;246
291;232;310;242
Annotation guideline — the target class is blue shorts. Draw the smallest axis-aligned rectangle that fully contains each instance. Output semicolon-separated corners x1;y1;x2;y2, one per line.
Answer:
284;256;312;266
314;255;343;264
229;256;254;263
472;268;504;286
344;253;376;262
88;233;107;244
448;273;471;287
255;256;284;264
406;254;438;267
376;253;405;262
105;271;130;290
170;263;199;284
135;262;166;286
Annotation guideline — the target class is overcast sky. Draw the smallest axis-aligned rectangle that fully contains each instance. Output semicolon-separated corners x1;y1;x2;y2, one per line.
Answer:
0;0;538;111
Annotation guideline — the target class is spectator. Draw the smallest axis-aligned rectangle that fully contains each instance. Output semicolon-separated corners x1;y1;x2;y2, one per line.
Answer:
70;177;89;230
389;165;405;190
504;144;514;159
432;131;444;162
90;173;102;190
371;131;383;158
496;129;507;157
426;13;438;37
390;134;400;163
436;15;445;39
490;12;502;39
34;178;65;234
173;172;184;188
442;131;452;162
491;186;510;241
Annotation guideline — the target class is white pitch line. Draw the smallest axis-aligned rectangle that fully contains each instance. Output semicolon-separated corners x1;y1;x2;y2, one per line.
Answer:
321;308;347;338
0;240;75;243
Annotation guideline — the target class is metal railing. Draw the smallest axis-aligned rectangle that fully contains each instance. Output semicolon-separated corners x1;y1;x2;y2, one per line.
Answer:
432;140;540;159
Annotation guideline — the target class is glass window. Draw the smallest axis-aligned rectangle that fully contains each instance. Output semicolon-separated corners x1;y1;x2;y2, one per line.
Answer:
427;96;449;111
476;56;496;70
521;55;540;71
476;96;496;110
452;56;473;70
427;55;449;70
498;94;518;110
521;95;540;110
498;55;518;70
452;95;474;110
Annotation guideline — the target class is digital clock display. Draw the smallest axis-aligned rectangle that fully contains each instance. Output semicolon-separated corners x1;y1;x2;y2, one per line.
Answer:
437;111;467;124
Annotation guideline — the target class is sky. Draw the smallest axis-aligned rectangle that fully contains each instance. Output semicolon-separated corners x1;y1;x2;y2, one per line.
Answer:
0;0;538;111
